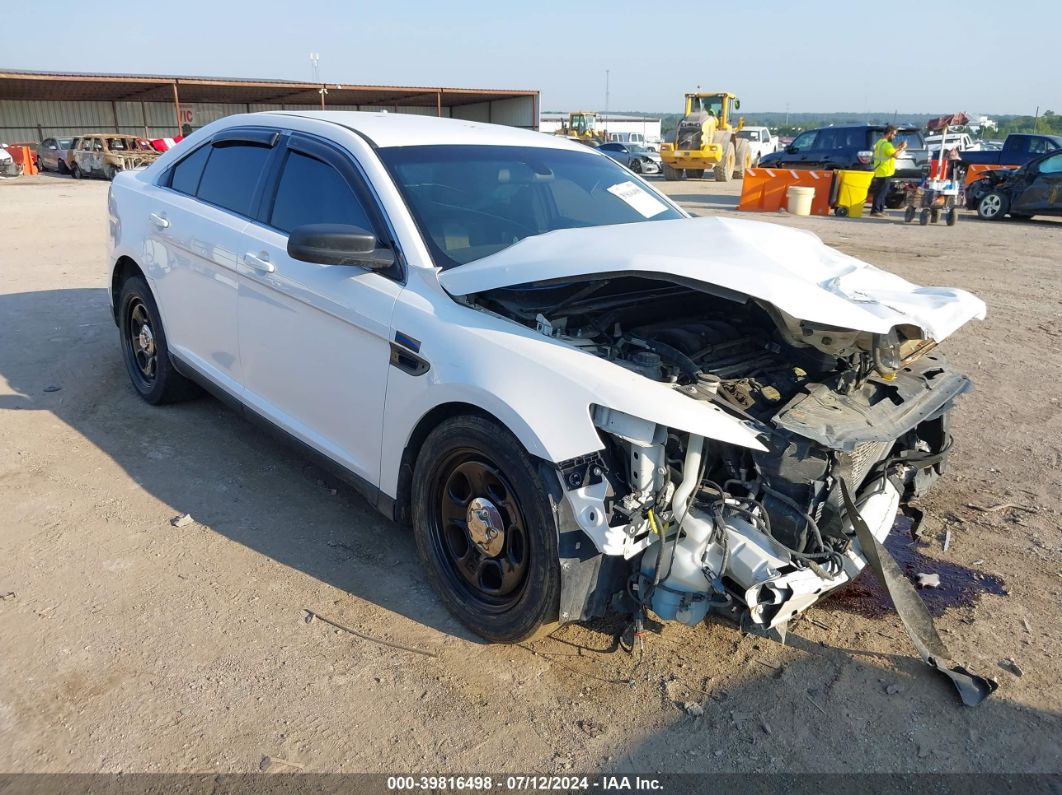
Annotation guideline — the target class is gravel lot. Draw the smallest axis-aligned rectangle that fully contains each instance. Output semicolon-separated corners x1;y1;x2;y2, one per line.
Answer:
1;172;1059;776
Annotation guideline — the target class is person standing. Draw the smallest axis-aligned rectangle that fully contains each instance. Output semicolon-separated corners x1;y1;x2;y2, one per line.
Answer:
870;125;907;216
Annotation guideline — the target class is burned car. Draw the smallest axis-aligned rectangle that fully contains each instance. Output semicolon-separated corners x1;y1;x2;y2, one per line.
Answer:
971;149;1062;221
108;112;985;652
71;133;159;180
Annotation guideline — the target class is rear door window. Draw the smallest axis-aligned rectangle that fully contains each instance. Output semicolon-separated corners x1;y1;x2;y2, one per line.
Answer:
196;143;272;217
169;145;211;196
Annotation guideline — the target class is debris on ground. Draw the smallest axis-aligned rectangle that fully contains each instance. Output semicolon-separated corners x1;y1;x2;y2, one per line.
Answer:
42;385;61;393
967;502;1038;515
916;572;941;589
886;684;903;695
259;756;304;773
170;513;195;528
577;719;606;737
1000;659;1024;677
0;592;15;601
681;702;704;717
1022;617;1032;633
943;529;952;552
303;608;437;658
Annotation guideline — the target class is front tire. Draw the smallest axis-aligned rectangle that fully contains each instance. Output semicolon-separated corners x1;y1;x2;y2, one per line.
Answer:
629;158;642;174
71;163;82;180
118;275;198;405
714;142;735;182
412;415;561;643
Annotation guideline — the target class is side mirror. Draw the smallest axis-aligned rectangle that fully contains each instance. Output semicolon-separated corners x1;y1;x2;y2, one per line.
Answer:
786;145;798;154
733;98;741;110
287;224;395;269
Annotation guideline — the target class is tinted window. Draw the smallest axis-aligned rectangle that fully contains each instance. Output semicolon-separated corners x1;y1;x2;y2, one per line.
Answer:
170;144;211;196
270;151;373;233
196;143;271;216
599;143;621;152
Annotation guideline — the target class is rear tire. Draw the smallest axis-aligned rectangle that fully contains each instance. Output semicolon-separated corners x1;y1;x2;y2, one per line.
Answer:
904;205;916;223
977;191;1008;221
662;163;684;181
118;275;198;405
946;207;957;226
919;208;930;225
412;415;561;643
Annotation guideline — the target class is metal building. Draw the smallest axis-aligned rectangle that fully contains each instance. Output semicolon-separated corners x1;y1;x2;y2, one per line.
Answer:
0;70;539;142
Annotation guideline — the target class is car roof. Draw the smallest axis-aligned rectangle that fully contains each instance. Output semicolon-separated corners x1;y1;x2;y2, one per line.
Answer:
259;110;588;151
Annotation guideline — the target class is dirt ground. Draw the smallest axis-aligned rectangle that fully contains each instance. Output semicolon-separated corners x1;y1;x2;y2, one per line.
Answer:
0;172;1059;777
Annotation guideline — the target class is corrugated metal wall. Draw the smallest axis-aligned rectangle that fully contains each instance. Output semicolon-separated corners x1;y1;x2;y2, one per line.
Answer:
1;95;535;142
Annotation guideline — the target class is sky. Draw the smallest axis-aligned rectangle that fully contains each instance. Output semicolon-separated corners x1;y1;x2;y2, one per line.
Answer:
2;0;1057;116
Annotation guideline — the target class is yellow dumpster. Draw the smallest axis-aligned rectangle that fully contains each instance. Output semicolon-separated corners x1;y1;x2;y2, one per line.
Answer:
834;170;875;218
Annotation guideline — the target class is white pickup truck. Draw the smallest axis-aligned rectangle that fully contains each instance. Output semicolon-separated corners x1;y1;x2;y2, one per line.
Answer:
736;126;778;166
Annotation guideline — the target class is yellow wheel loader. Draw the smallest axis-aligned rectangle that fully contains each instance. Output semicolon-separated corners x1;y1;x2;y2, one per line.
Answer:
555;111;607;145
659;92;752;181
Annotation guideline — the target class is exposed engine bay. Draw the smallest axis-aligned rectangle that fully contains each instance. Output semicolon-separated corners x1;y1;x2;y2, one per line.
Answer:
470;275;969;630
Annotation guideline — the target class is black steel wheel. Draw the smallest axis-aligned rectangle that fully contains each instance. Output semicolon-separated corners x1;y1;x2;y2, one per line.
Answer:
412;415;560;643
904;205;916;223
919;208;931;226
629;158;642;174
118;275;197;405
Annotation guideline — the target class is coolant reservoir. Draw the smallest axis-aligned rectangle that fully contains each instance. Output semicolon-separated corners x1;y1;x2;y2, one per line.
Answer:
640;511;716;625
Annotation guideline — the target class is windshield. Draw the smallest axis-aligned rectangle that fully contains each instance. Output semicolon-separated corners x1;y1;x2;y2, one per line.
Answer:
380;145;684;269
58;138;73;148
691;95;724;116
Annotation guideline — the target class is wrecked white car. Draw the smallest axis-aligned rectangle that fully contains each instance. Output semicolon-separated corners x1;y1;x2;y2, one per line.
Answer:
108;112;985;652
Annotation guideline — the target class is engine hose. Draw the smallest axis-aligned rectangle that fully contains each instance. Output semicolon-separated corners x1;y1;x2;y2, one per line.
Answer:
760;483;830;555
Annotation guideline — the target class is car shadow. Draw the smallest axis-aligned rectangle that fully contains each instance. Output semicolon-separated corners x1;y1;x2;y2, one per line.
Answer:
0;286;480;644
561;622;1062;779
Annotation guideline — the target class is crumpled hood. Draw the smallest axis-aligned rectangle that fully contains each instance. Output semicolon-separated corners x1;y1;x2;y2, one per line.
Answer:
438;217;986;342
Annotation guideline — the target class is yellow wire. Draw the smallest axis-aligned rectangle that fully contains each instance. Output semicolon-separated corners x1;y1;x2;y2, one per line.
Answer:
648;508;660;536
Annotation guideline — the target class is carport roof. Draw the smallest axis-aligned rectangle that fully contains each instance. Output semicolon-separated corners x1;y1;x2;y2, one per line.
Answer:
0;70;537;107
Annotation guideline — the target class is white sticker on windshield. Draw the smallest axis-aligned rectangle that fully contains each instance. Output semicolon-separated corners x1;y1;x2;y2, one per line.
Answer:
607;181;668;218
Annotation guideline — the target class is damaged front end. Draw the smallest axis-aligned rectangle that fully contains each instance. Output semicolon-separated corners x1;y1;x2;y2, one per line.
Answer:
473;275;971;632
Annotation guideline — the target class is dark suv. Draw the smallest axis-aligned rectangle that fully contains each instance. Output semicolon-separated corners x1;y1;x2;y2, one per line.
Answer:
758;124;928;207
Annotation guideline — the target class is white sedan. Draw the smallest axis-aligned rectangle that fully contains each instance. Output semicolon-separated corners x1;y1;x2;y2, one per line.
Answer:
108;111;985;643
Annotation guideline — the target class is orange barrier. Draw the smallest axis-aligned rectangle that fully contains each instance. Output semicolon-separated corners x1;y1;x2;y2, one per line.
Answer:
964;162;1015;186
1;145;36;175
738;167;835;216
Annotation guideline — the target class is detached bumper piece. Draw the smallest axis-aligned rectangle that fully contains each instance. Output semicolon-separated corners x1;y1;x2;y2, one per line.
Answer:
840;479;997;706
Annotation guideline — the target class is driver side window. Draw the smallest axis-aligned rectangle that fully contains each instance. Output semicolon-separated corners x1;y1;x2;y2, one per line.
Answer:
790;131;817;151
1038;154;1062;174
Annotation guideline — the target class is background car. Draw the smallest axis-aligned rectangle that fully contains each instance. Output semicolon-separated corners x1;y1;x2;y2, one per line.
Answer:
736;126;778;166
37;137;75;173
597;141;661;174
70;134;159;179
974;149;1062;221
758;124;928;208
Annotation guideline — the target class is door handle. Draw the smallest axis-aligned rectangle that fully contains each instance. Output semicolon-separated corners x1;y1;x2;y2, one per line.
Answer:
148;212;169;229
243;252;275;274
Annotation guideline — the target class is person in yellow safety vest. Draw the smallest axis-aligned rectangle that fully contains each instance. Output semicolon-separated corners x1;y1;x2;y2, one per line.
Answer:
869;125;908;216
701;111;718;149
